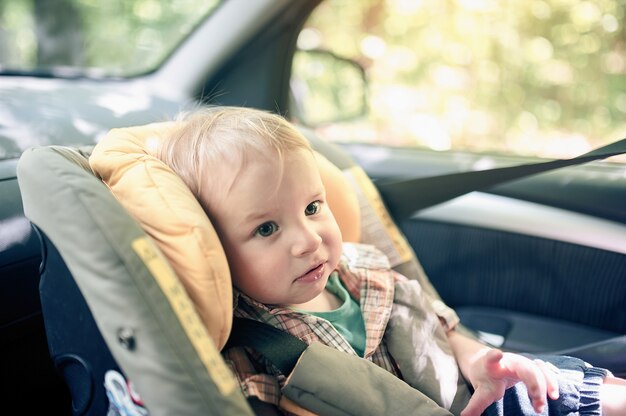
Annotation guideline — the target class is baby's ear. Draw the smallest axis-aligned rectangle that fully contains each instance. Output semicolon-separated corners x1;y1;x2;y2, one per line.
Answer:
314;151;361;243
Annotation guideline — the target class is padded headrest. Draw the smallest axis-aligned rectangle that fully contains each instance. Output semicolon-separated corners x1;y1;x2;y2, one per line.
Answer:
90;122;362;349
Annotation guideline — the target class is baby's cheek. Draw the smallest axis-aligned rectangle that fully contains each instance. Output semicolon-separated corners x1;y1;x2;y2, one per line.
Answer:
328;222;344;266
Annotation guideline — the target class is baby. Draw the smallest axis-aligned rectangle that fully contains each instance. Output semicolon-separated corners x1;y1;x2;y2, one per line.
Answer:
159;106;626;416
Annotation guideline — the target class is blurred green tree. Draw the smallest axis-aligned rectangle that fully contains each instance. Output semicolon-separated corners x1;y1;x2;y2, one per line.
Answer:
302;0;626;159
0;0;219;76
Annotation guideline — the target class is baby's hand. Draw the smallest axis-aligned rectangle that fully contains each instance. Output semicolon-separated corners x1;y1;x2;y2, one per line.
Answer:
460;349;560;416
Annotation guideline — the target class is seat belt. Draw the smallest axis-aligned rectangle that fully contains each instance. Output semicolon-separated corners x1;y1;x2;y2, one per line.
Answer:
376;137;626;219
225;317;307;375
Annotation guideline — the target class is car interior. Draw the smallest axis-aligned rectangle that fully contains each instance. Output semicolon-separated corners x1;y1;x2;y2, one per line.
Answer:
1;0;626;414
16;122;626;415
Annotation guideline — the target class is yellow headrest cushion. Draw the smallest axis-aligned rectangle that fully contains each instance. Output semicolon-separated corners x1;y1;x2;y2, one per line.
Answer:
90;122;233;349
89;121;361;348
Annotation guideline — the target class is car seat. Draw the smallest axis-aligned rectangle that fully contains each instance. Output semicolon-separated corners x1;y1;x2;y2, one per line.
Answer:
17;120;626;415
18;145;253;415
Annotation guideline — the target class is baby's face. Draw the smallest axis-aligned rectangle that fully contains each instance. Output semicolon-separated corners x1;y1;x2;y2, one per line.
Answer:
210;148;343;308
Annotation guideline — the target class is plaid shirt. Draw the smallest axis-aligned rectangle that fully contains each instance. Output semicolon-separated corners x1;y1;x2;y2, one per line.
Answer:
222;243;408;407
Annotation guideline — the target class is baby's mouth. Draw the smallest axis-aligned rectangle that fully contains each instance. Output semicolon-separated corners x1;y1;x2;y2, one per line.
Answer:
295;263;325;283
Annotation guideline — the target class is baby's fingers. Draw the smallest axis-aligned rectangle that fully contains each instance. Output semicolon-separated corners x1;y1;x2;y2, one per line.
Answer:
483;349;506;376
534;359;560;400
505;355;548;413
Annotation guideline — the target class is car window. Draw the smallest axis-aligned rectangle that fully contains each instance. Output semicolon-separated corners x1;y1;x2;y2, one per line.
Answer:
0;0;221;78
291;0;626;161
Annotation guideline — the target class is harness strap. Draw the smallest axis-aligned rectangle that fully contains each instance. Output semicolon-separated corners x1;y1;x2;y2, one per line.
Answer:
225;318;307;375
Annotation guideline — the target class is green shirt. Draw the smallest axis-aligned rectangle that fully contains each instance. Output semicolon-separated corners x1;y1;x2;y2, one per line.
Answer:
308;273;367;357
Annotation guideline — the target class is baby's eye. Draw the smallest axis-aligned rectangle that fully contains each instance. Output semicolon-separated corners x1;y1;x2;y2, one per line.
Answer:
305;201;321;216
255;221;278;237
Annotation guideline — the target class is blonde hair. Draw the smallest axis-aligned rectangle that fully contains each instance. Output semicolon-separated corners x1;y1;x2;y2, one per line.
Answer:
159;106;313;213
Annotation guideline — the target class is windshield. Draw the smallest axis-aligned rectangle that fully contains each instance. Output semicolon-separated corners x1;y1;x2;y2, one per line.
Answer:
0;0;222;78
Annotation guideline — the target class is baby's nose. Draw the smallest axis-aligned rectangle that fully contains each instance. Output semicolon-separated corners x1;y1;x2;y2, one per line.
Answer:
291;223;322;257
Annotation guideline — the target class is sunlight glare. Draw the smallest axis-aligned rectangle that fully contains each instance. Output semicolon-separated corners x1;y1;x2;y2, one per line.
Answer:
96;93;151;117
409;114;451;151
361;35;386;60
298;28;321;50
456;0;498;13
0;216;31;251
72;117;100;136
